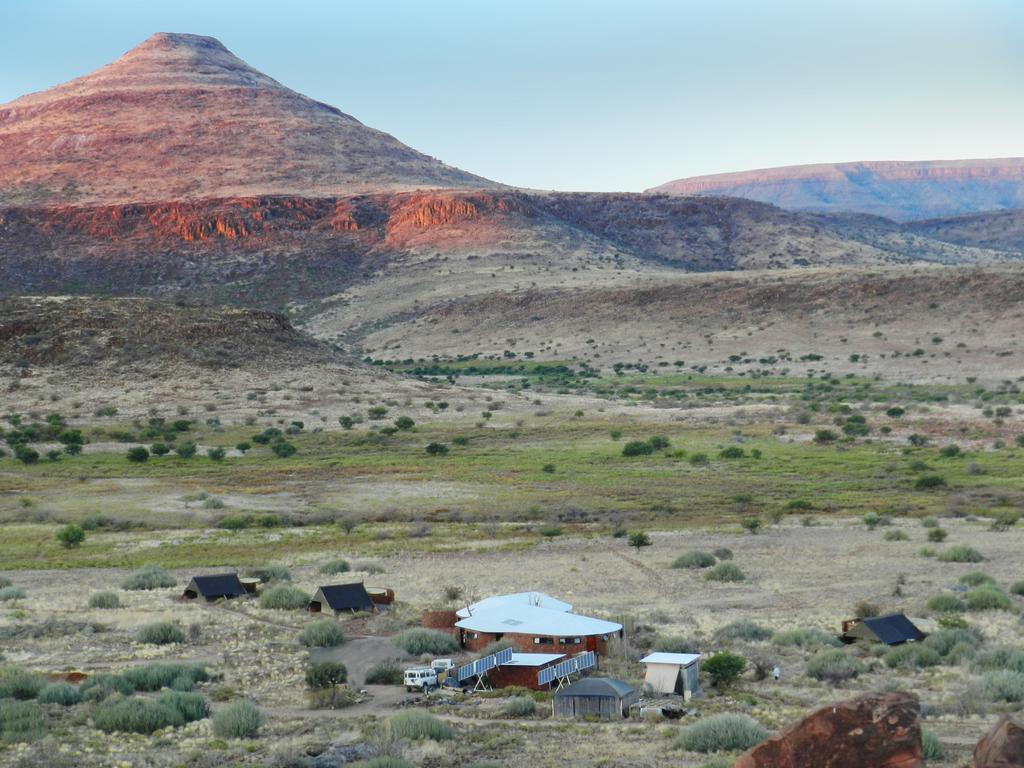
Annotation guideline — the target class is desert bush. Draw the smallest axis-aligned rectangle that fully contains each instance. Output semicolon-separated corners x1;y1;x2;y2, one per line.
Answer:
705;563;745;582
883;530;909;541
0;699;47;743
137;622;186;645
922;729;944;760
656;635;700;654
121;565;175;590
319;558;350;574
88;591;121;609
712;547;733;560
915;474;946;490
37;682;81;706
249;564;291;582
884;644;941;670
364;659;403;685
392;628;459;656
920;516;939;528
503;696;536;717
362;760;414;768
211;699;262;738
806;649;864;682
0;666;45;700
258;584;310;610
93;695;185;733
56;524;85;549
158;690;209;723
973;648;1024;674
981;670;1024;703
714;620;772;642
389;710;453;741
673;550;716;569
0;586;26;602
622;440;654;457
126;446;149;462
121;663;208;692
298;621;345;648
305;661;348;691
939;545;984;563
79;673;134;702
923;629;980;658
1011;581;1024;596
676;713;768;753
959;572;994;587
772;628;840;648
965;586;1011;611
703;652;745;686
927;528;948;543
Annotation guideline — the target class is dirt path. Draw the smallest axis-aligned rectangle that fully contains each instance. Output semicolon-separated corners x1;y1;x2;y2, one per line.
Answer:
603;543;666;586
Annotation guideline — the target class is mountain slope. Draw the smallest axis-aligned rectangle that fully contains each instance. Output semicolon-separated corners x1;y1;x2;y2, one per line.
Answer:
647;159;1024;220
0;33;491;206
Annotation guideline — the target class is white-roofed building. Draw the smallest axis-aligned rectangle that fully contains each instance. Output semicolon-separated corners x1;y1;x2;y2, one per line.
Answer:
454;598;623;656
488;652;566;690
639;652;701;698
455;591;572;618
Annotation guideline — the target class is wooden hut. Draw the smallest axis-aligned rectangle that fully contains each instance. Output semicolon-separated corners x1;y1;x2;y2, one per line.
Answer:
182;573;247;601
640;652;701;698
840;613;925;646
308;583;376;614
552;678;637;719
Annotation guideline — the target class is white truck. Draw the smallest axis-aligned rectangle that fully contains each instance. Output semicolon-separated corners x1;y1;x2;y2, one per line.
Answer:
404;667;438;692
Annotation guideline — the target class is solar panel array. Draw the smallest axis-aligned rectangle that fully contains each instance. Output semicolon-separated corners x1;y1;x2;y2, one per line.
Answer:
455;646;514;683
536;651;597;687
537;665;557;686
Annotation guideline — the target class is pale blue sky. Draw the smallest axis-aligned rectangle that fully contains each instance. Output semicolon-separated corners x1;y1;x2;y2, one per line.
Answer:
2;0;1022;191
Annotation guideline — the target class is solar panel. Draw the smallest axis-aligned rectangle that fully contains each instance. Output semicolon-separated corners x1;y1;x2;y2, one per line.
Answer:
494;646;514;667
537;666;557;686
456;646;516;683
455;662;475;682
575;651;597;672
551;657;577;679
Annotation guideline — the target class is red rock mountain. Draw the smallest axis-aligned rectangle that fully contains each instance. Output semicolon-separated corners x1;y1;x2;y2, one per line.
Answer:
648;158;1024;221
0;32;492;206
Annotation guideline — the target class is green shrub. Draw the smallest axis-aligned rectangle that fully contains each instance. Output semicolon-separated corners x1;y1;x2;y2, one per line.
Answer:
883;530;909;541
712;547;733;560
939;546;984;563
806;649;864;682
121;663;208;692
771;628;841;648
0;700;47;743
672;551;717;569
361;759;414;768
656;635;699;654
926;594;965;613
503;696;536;717
965;586;1011;611
714;620;772;642
258;584;310;610
884;644;941;670
389;710;453;741
622;440;654;457
248;564;291;582
689;452;709;465
703;652;745;686
305;661;348;690
319;558;350;575
982;670;1024;703
1011;581;1024;596
973;648;1024;674
211;699;262;738
424;442;448;456
126;446;149;462
137;622;186;645
927;528;948;543
93;695;184;733
392;628;460;656
157;690;208;722
271;441;297;458
915;474;946;490
88;591;121;609
364;659;403;685
923;629;980;658
719;446;746;459
79;673;134;702
959;572;994;587
122;565;175;590
0;586;26;601
0;666;45;700
676;714;768;753
298;620;345;648
37;682;81;706
705;563;745;582
56;523;86;549
922;728;944;760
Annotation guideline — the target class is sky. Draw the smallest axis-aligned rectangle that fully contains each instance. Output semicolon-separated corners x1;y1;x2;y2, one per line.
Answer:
2;0;1023;192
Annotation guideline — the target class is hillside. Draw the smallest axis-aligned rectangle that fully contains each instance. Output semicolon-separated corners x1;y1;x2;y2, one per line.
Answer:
0;33;491;206
648;158;1024;220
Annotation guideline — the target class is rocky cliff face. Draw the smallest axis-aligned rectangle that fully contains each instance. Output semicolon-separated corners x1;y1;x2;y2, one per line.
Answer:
648;159;1024;220
0;32;492;206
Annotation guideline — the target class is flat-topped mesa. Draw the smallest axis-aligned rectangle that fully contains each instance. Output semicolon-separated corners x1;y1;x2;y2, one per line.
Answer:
0;33;493;206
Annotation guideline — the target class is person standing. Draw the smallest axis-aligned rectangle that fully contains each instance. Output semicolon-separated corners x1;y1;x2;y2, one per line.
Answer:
772;665;781;682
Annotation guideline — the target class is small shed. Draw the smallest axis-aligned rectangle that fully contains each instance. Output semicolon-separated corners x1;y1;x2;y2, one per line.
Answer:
840;613;925;646
640;652;701;698
553;677;638;719
309;583;376;614
182;574;247;601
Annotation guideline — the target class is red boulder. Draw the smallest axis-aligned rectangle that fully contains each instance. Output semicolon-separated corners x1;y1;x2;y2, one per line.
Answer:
974;715;1024;768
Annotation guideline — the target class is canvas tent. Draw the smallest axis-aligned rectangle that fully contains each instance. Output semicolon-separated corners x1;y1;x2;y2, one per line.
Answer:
840;613;925;646
309;583;376;613
182;573;247;601
640;652;701;698
553;677;638;719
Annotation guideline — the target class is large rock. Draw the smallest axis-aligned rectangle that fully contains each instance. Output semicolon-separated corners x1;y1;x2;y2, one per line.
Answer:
732;692;923;768
974;715;1024;768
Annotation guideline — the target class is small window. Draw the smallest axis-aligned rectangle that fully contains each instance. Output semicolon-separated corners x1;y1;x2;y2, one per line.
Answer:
534;637;554;645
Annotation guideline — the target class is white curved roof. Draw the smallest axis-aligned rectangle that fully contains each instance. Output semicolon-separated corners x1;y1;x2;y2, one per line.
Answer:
641;652;700;666
456;592;572;618
455;603;621;636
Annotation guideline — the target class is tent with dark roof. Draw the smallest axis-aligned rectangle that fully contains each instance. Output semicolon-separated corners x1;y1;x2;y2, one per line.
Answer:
840;613;926;646
182;573;247;601
309;583;376;614
552;677;638;719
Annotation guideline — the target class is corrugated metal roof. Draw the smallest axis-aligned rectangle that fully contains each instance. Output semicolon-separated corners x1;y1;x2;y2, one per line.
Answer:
455;604;622;636
554;677;635;698
502;653;566;667
640;652;700;666
456;592;572;618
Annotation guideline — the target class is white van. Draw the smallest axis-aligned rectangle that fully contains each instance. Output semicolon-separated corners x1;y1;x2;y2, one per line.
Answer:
404;667;438;692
